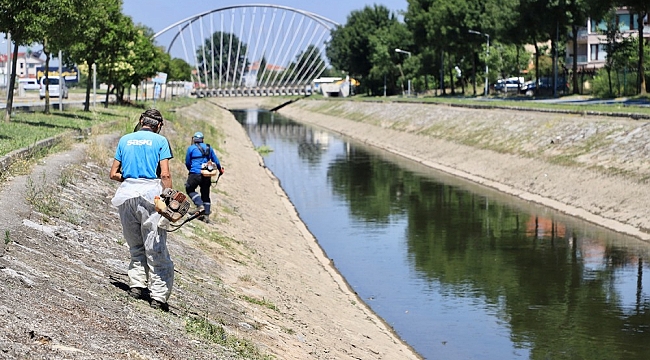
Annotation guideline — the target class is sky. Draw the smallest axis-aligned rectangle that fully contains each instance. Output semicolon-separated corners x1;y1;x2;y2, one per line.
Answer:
122;1;408;33
121;0;409;67
3;1;408;67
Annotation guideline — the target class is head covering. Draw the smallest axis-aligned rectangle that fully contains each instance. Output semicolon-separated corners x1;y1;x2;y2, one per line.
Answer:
193;131;204;143
140;109;164;129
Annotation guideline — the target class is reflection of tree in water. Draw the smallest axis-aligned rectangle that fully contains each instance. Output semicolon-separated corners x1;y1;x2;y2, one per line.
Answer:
327;142;650;358
232;109;328;165
297;129;329;165
327;146;407;224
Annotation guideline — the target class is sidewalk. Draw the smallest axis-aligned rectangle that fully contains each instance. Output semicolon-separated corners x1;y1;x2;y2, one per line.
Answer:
530;95;650;107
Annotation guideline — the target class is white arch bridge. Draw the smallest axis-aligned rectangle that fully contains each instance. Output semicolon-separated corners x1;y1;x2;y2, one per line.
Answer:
153;4;339;97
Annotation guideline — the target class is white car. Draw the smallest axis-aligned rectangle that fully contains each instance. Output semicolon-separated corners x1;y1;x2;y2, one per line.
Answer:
39;77;69;100
18;78;40;91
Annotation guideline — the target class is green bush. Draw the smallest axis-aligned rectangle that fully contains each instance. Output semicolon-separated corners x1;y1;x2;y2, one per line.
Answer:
590;68;641;98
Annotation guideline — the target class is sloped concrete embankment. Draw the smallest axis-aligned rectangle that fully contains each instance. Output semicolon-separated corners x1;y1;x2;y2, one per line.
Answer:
278;99;650;242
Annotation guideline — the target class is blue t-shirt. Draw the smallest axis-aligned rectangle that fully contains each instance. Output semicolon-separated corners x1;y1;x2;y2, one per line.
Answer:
185;143;221;174
114;130;173;179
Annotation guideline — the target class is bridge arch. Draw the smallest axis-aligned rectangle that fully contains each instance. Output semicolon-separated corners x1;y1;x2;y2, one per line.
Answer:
152;4;340;97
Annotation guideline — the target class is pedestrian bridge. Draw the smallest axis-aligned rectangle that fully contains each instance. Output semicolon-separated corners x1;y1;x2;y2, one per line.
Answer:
153;4;339;97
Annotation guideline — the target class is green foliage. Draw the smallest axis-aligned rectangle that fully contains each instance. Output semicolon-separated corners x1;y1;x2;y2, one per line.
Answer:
185;316;274;359
591;67;641;97
326;5;407;95
255;145;274;156
240;295;278;311
165;57;193;81
487;42;532;82
274;45;327;85
66;0;125;110
196;32;249;87
25;172;62;217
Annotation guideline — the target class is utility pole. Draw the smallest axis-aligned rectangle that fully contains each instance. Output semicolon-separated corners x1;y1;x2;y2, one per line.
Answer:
395;48;412;96
469;30;489;96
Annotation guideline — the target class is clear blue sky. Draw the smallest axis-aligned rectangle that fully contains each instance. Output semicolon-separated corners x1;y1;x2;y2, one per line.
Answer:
4;2;408;61
122;1;408;64
122;0;407;34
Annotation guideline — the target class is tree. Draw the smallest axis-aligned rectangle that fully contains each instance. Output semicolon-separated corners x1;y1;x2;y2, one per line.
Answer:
39;0;86;114
196;32;249;88
617;0;648;94
89;12;129;106
0;0;45;120
326;5;404;95
564;0;612;94
165;57;192;81
279;45;327;85
107;24;165;103
66;0;123;111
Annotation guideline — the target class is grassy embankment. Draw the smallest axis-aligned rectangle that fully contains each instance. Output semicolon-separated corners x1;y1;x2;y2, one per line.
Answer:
0;98;216;191
4;93;648;186
317;93;650;117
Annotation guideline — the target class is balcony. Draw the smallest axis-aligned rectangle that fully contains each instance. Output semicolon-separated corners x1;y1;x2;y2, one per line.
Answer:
567;55;588;65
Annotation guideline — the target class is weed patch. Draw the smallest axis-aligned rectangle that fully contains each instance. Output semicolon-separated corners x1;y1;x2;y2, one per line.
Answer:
185;316;274;360
255;145;273;156
25;172;62;217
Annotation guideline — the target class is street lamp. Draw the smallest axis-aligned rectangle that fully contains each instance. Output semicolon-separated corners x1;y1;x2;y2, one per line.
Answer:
395;48;412;96
468;29;489;96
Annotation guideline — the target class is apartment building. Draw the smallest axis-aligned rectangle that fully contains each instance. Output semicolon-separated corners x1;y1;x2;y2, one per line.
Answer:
566;8;649;72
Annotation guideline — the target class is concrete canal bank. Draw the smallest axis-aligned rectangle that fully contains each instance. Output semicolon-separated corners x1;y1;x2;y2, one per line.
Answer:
271;99;650;243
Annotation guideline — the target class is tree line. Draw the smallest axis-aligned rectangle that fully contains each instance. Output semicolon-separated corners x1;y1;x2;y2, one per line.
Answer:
325;0;649;97
0;0;192;121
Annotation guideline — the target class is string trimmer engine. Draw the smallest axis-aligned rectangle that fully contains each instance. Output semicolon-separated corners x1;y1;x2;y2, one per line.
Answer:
154;188;191;222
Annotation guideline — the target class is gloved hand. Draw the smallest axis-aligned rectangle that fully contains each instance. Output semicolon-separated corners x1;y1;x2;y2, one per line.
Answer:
219;167;225;175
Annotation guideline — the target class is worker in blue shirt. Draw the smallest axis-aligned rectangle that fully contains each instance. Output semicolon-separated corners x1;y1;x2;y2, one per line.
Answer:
184;131;224;224
109;109;174;312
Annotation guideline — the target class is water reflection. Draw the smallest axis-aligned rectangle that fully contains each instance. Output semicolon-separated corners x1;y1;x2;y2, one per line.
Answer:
233;109;650;360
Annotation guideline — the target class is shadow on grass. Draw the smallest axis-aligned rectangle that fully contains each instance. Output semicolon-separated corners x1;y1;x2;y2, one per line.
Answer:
11;119;83;131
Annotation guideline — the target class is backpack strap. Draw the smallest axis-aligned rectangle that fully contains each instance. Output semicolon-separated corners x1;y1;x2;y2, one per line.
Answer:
193;143;211;159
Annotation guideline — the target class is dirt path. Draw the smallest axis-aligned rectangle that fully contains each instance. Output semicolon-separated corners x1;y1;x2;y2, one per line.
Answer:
0;100;421;359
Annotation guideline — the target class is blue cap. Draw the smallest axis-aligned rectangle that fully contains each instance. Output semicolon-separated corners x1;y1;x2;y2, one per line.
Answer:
193;131;204;139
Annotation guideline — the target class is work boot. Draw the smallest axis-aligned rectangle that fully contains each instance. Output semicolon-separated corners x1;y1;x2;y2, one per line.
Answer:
128;287;143;300
201;215;211;224
150;299;169;312
196;205;205;215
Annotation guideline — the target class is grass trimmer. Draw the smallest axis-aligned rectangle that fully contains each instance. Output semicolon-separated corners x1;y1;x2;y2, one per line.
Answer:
154;188;204;232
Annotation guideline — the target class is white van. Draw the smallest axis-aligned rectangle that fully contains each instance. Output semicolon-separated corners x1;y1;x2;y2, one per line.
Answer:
39;77;69;100
18;78;39;91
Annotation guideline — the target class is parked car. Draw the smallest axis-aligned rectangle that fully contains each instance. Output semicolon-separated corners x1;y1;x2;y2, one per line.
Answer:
494;77;524;92
39;77;69;100
521;78;568;95
18;78;40;91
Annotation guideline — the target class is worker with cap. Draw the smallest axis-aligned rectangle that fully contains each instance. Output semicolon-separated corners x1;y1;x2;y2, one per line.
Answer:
109;108;174;311
184;131;224;224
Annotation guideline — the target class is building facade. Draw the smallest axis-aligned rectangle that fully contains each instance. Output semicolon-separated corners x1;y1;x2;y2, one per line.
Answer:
566;8;649;72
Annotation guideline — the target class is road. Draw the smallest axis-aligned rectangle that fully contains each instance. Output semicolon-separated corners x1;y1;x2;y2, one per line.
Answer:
0;91;105;109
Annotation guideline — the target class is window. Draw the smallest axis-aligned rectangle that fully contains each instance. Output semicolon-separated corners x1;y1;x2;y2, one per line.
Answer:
631;14;639;29
617;13;631;31
591;44;599;60
590;19;607;33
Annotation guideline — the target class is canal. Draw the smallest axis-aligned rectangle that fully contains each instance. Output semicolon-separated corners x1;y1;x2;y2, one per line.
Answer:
232;108;650;360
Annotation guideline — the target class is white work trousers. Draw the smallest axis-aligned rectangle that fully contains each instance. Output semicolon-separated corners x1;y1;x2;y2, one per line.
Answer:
118;197;174;303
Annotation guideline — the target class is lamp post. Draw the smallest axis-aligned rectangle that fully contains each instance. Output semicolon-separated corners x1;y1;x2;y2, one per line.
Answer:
395;48;412;96
468;29;489;96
